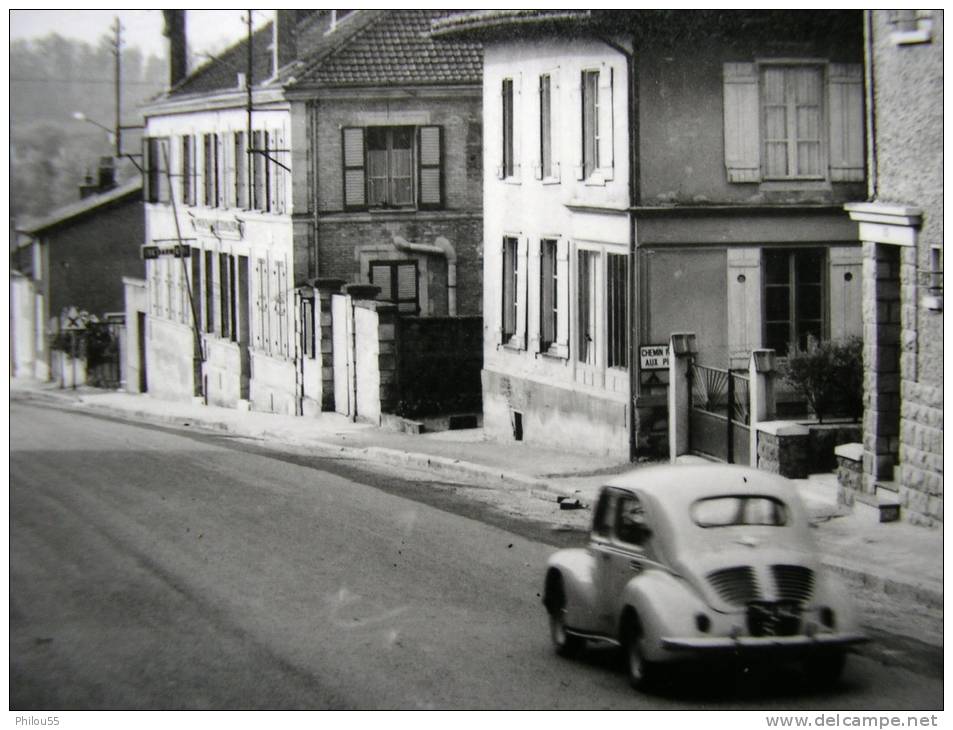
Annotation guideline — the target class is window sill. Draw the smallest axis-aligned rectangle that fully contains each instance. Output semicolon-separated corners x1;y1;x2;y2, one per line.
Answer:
538;346;568;361
501;177;522;186
541;176;561;186
758;180;833;192
583;168;614;187
500;340;525;353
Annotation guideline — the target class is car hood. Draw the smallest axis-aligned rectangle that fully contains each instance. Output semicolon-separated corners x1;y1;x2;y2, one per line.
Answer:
671;539;822;613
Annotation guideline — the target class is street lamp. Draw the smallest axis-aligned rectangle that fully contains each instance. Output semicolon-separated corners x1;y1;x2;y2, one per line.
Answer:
71;111;116;148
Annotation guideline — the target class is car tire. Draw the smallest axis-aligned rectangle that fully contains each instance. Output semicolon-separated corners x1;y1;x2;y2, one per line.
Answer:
546;575;584;658
804;650;847;685
623;614;657;690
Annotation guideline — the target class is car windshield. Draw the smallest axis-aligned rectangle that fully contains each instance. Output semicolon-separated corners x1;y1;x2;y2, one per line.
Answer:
691;495;788;528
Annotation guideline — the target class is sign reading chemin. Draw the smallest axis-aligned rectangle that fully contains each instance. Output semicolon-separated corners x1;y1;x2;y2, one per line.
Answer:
639;344;670;371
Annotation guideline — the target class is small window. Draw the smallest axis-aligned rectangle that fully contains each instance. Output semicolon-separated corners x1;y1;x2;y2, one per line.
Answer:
301;298;315;358
369;260;419;314
367;127;414;207
761;65;824;180
692;495;789;528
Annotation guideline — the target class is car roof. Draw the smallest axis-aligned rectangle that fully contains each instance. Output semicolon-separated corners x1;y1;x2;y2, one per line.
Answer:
602;464;798;507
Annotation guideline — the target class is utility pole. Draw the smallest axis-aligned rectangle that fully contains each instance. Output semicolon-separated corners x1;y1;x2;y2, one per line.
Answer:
113;17;122;158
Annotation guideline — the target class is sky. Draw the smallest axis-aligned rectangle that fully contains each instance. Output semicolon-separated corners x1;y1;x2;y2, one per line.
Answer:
9;9;275;61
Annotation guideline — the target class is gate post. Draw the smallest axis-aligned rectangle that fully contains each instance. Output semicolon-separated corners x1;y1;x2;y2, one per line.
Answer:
749;348;777;468
668;332;697;463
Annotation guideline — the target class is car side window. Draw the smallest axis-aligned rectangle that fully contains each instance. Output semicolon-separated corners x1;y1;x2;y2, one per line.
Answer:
592;491;616;539
615;494;651;548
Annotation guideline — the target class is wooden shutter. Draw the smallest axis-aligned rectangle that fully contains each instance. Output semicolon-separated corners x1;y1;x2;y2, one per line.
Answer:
397;263;419;314
723;63;761;183
513;72;522;179
828;64;865;182
554;238;570;357
598;66;614;175
572;72;586;180
418;126;442;208
342;127;365;209
516;236;528;349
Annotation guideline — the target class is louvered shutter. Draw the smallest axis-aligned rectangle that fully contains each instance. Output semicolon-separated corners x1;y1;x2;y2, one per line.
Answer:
397;263;419;314
572;74;585;180
723;63;761;183
554;238;570;357
533;77;543;180
418;126;442;208
513;73;522;179
598;66;614;176
342;127;365;209
828;64;865;183
515;237;528;349
142;137;152;202
550;68;561;180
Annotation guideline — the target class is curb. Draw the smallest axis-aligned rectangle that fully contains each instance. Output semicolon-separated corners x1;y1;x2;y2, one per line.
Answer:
820;559;944;611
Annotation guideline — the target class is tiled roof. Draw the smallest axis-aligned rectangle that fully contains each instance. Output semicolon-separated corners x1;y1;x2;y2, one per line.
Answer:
17;179;142;236
168;22;275;98
291;10;482;88
430;9;593;39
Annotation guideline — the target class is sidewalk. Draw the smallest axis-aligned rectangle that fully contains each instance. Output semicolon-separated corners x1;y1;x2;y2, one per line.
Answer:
12;378;943;620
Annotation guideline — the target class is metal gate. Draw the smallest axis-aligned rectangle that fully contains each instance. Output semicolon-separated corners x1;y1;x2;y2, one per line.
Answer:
85;318;123;389
688;363;750;465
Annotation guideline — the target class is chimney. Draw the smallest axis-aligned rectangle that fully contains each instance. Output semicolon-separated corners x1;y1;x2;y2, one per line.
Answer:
162;10;187;88
97;157;116;191
274;10;298;70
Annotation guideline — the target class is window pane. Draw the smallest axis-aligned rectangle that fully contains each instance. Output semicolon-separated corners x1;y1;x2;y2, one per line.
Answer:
540;240;556;347
796;249;824;282
582;71;599;178
764;252;790;285
502;79;514;177
766;323;791;355
503;238;517;338
577;250;597;364
390;145;413;205
797;284;822;320
607;253;627;369
366;128;387;151
366;149;388;205
540;74;552;178
765;286;791;321
370;264;393;301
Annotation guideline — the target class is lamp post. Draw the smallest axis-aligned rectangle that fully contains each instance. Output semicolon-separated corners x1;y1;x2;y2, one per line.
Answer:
71;112;116;151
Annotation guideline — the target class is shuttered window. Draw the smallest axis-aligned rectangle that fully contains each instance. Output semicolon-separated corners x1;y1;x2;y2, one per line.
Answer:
723;62;864;184
342;125;444;210
181;135;195;206
581;70;599;179
539;74;552;180
502;78;515;179
234;132;246;209
502;237;519;341
144;137;170;204
369;260;419;314
607;253;628;369
539;239;557;350
577;250;598;365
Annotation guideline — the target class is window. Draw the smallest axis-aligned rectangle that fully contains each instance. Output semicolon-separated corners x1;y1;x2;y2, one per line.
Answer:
502;237;519;341
252;130;265;210
342;126;443;210
723;62;864;184
263;132;272;213
203;134;220;207
219;253;232;339
181;135;195;206
577;250;598;365
234;132;246;208
581;70;600;180
592;490;617;538
692;496;788;528
367;127;413;207
607;253;628;369
204;250;215;334
144;137;170;204
539;239;558;350
763;248;826;356
539;74;553;180
502;78;515;178
616;494;651;547
369;260;419;314
761;65;823;180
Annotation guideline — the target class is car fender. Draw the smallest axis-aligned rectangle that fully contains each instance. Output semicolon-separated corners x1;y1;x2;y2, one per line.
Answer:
812;568;863;634
620;570;710;662
544;548;600;632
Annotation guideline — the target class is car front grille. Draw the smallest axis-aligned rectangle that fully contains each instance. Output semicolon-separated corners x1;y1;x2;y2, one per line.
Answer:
707;566;761;606
771;564;815;604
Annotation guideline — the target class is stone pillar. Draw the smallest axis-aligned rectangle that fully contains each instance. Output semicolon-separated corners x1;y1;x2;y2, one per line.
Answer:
376;305;399;414
668;332;697;463
314;278;345;411
749;349;777;467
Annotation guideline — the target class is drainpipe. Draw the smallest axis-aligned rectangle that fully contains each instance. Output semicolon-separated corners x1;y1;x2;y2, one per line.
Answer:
863;9;878;202
600;31;640;461
393;235;458;315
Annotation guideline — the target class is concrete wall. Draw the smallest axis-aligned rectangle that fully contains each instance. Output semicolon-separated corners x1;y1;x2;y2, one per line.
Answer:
354;305;382;424
204;338;244;408
10;274;36;378
147;317;195;402
249;350;297;416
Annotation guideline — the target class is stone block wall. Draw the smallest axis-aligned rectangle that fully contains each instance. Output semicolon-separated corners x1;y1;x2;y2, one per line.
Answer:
756;424;811;478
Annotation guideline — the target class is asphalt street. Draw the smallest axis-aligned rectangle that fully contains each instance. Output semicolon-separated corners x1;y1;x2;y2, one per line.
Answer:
10;399;943;710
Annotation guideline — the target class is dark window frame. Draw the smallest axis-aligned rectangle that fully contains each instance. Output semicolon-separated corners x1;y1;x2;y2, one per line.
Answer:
502;78;515;178
368;259;420;315
763;247;827;356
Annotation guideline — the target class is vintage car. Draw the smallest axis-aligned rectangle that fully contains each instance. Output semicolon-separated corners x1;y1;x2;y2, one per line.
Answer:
542;465;866;689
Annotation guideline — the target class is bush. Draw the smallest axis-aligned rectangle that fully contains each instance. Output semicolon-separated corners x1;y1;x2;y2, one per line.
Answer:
782;335;863;423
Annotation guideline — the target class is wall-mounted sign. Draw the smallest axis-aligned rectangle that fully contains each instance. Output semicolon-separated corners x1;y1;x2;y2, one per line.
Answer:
189;215;244;240
639;344;670;371
141;243;191;260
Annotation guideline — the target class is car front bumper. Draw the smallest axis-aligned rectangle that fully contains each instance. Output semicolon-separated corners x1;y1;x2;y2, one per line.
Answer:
661;632;867;654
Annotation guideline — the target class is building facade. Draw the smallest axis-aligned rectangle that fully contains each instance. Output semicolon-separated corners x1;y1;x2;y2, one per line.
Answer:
13;178;144;382
846;10;943;526
435;10;867;459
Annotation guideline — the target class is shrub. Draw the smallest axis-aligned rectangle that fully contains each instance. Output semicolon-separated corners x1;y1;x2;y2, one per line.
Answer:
782;335;863;423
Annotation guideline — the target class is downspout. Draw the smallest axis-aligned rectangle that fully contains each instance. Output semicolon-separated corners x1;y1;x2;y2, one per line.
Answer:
600;32;640;461
393;235;458;316
863;9;878;201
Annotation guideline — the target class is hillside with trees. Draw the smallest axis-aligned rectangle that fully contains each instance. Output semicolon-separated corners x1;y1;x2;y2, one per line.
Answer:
10;33;167;222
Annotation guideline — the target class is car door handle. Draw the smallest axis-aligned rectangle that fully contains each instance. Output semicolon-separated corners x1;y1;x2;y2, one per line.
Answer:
629;560;643;573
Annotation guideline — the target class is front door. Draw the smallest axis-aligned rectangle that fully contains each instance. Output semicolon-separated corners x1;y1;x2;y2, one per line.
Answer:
137;311;148;392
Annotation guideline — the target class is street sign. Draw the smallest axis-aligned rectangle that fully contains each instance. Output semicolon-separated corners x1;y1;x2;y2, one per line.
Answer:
639;344;670;371
61;306;88;332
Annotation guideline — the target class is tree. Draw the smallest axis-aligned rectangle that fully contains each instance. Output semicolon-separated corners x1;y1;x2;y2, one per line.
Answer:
782;336;864;423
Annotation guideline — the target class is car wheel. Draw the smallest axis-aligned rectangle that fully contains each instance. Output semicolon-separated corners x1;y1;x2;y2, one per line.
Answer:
546;575;583;658
805;650;847;685
623;614;656;690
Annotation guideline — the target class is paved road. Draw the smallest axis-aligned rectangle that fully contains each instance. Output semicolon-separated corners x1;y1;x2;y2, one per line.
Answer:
10;400;943;710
